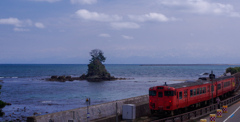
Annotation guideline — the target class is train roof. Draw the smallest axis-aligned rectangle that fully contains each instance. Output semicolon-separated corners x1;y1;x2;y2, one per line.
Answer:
165;75;234;89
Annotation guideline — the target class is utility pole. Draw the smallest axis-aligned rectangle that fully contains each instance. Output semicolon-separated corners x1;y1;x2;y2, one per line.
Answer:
86;98;90;122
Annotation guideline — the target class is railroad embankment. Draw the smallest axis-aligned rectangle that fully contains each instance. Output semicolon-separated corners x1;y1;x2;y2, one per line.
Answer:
27;95;149;122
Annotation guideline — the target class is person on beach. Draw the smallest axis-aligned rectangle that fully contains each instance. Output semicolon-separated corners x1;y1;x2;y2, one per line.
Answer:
216;97;220;109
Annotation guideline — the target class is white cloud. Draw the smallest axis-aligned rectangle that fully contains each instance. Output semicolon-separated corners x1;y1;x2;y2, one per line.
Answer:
0;18;22;27
99;33;111;37
14;28;30;32
122;35;133;40
129;13;176;22
75;9;122;22
70;0;97;4
0;18;32;27
35;22;45;28
30;0;60;3
110;22;140;29
160;0;240;17
0;17;45;31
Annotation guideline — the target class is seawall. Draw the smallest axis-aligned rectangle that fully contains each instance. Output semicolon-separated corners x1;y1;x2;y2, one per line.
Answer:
27;95;149;122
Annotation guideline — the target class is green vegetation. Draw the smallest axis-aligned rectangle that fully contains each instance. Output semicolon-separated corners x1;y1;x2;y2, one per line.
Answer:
226;67;240;75
85;49;113;81
89;49;106;63
0;85;6;116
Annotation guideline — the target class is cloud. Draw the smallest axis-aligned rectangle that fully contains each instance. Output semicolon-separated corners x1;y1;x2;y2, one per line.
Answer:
35;22;45;28
0;17;45;31
129;13;176;22
110;22;140;29
14;28;30;32
0;18;22;27
75;9;122;22
159;0;240;17
99;33;111;37
0;18;32;27
30;0;60;3
122;35;134;40
70;0;97;4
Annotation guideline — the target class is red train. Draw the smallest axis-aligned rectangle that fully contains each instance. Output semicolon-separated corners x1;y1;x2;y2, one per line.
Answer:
149;75;235;115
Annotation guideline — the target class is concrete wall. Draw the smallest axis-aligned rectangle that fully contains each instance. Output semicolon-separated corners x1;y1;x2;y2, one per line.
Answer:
27;95;149;122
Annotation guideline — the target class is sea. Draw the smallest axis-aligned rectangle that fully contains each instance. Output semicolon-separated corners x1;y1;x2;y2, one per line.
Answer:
0;64;239;121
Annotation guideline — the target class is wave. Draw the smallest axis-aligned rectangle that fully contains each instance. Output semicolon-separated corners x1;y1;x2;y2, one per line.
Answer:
3;77;19;78
0;77;4;79
42;101;52;103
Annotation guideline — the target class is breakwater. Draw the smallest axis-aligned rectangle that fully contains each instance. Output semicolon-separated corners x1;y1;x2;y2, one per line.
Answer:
27;95;149;122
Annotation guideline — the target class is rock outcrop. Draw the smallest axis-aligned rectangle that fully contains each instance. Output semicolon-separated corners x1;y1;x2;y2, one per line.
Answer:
46;49;132;82
84;59;115;81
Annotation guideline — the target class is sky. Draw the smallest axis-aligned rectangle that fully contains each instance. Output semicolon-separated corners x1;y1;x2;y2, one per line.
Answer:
1;0;240;64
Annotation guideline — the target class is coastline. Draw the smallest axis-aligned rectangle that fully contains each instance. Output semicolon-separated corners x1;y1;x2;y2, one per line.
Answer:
0;64;237;121
140;64;240;66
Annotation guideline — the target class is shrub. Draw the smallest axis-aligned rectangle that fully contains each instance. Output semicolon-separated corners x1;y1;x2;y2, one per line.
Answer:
226;67;240;74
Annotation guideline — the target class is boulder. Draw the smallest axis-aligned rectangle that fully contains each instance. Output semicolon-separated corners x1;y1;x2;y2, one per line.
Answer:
80;74;86;79
58;76;65;79
51;76;57;79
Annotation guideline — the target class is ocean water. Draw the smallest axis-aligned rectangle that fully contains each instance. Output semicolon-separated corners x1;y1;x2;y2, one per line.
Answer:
0;64;239;120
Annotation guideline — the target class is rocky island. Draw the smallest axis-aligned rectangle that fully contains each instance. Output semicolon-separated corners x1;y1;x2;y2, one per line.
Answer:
47;49;131;82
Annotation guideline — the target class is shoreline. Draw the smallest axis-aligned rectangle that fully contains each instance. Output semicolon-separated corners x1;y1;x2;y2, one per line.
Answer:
140;64;240;66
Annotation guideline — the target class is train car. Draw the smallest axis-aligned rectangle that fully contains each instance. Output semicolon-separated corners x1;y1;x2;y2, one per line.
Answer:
149;75;235;115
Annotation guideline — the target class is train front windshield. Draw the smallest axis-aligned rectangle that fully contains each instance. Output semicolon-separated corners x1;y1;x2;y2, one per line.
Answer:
149;90;156;96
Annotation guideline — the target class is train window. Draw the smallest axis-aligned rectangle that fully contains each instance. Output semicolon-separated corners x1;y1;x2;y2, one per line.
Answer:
179;92;182;99
194;89;196;96
157;87;163;89
217;84;221;90
149;90;156;96
184;90;187;98
190;90;193;97
211;85;214;92
158;92;163;97
200;88;202;94
224;81;230;87
203;87;206;93
164;91;175;96
197;88;199;95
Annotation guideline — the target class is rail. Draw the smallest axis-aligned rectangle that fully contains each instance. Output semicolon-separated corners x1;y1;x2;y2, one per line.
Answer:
152;94;240;122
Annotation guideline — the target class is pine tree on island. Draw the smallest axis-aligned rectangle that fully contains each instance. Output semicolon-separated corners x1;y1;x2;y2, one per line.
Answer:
82;49;115;81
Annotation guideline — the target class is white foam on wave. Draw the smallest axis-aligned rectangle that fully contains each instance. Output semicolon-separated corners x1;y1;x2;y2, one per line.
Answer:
42;101;52;103
0;77;4;79
12;77;18;78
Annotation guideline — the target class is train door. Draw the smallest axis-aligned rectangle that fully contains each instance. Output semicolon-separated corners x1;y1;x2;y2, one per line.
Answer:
208;85;210;99
184;90;188;107
176;91;179;108
232;78;235;89
222;82;224;95
178;91;185;108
